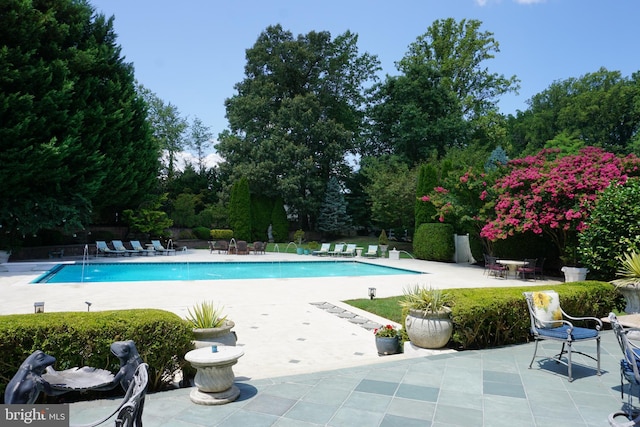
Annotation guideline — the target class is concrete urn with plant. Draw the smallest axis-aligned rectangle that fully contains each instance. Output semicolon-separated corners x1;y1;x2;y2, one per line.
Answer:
611;251;640;314
187;301;237;348
400;285;452;349
378;229;389;258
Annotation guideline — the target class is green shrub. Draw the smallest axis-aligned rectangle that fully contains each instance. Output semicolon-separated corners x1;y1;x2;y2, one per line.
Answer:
413;223;454;261
192;226;211;240
178;229;195;239
0;309;193;398
210;229;233;240
580;178;640;280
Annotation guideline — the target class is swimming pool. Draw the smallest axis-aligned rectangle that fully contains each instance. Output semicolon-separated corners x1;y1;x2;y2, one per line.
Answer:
32;261;422;283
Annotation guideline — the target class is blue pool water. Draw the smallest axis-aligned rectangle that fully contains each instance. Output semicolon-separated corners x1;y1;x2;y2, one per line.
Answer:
33;261;422;283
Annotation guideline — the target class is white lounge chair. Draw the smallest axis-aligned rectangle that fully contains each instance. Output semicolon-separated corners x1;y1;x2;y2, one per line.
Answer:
96;241;125;257
312;243;331;256
329;243;345;257
340;244;357;257
151;240;176;255
363;245;379;257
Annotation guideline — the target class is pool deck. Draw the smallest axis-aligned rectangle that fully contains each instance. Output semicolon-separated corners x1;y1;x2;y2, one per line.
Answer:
1;250;635;425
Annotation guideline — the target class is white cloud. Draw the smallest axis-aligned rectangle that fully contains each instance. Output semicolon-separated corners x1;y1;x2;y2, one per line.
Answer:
163;150;223;172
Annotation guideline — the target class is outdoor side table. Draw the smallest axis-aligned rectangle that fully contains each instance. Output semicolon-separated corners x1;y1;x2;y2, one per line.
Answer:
185;346;244;405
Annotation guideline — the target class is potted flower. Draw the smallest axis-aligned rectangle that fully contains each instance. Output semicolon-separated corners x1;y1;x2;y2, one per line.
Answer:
186;301;237;348
378;229;389;258
400;285;453;349
611;251;640;313
374;324;400;355
293;229;305;254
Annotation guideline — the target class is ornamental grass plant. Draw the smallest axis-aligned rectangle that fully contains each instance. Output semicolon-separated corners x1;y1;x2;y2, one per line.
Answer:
186;301;227;329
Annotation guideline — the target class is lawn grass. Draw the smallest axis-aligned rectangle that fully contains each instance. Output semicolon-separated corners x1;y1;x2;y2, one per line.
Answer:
344;296;404;324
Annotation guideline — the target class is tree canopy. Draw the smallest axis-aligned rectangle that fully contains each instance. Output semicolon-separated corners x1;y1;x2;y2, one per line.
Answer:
216;24;380;229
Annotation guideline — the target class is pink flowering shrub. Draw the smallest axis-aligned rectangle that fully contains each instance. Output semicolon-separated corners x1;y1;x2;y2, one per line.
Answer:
480;147;640;262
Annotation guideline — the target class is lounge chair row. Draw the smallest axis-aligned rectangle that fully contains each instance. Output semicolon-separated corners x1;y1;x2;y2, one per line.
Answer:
96;240;176;257
312;243;380;257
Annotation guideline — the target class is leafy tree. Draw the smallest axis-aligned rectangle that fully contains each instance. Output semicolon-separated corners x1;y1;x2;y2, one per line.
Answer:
228;177;251;241
510;68;640;155
0;0;157;239
139;86;187;183
123;195;173;239
361;156;416;231
402;18;518;120
317;177;351;235
188;117;213;174
217;24;380;229
480;147;640;262
579;178;640;280
171;193;200;228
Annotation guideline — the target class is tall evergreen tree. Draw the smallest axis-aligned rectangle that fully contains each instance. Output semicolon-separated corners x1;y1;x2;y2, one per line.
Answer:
228;177;251;241
317;177;351;235
270;198;289;242
0;0;157;238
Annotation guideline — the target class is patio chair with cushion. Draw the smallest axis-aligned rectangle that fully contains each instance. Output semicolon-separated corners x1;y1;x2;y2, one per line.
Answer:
483;254;507;278
236;240;249;255
517;258;537;280
523;290;602;382
253;241;265;254
608;312;640;426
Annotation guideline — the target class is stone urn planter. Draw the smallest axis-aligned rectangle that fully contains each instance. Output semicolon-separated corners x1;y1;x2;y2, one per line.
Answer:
0;250;10;263
405;308;453;349
193;320;237;349
611;252;640;314
561;266;588;282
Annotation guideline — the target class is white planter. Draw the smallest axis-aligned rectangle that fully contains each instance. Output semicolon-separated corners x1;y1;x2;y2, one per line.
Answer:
561;266;588;282
617;286;640;314
405;309;453;349
193;320;237;348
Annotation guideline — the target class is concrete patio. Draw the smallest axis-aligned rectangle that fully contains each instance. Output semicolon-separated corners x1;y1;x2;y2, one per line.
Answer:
1;249;634;425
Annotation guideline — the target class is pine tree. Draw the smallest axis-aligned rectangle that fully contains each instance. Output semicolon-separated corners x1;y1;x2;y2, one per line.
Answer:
317;177;351;235
271;198;289;242
228;177;252;241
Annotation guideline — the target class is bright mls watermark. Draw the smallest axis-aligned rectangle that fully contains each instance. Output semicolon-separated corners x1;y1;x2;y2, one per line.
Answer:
1;405;68;426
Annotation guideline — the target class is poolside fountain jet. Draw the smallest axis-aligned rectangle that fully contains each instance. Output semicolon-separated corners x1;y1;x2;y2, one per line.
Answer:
284;242;298;254
81;244;89;283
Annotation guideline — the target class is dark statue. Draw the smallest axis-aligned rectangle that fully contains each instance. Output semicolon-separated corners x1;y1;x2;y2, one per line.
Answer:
4;340;144;405
4;350;60;404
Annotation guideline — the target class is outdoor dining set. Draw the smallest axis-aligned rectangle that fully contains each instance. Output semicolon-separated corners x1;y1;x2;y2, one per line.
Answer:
484;255;545;280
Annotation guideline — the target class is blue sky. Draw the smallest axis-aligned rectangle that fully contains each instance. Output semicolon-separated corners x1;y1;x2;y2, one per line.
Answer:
91;0;639;144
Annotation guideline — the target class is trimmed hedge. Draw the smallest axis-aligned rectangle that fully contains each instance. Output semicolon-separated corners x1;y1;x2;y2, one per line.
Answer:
448;281;623;349
0;309;193;398
210;229;234;240
413;223;455;261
